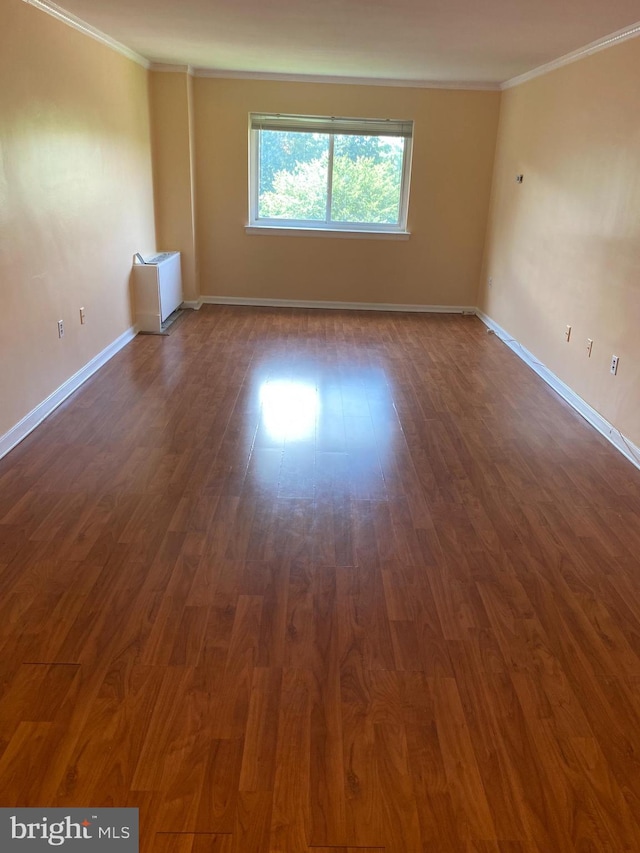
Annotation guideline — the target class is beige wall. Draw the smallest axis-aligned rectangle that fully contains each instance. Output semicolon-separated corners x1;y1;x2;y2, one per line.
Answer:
0;0;155;438
193;78;500;306
480;38;640;446
149;71;199;301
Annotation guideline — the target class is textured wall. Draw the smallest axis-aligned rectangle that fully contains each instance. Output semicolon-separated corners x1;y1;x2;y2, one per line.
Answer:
0;0;156;437
480;37;640;445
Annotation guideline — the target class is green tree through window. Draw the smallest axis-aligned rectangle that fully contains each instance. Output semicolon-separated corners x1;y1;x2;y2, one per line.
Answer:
332;135;403;224
252;116;412;230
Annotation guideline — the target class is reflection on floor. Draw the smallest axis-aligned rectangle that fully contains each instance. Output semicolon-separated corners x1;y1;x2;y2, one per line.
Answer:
259;379;319;445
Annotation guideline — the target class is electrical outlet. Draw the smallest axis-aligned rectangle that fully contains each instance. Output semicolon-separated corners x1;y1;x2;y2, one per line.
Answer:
610;355;619;375
80;307;86;325
57;320;64;339
586;338;593;357
565;325;571;342
488;277;493;288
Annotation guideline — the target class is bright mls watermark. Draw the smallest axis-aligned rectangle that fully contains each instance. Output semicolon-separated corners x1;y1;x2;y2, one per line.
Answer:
1;809;138;851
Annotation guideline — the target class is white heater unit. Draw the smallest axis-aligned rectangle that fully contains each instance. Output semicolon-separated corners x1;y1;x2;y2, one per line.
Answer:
133;252;182;334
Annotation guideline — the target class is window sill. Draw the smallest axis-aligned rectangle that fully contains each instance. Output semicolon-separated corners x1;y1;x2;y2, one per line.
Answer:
245;225;410;241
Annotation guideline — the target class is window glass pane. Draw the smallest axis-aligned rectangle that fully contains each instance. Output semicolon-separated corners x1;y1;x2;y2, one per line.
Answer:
331;135;404;224
258;131;329;221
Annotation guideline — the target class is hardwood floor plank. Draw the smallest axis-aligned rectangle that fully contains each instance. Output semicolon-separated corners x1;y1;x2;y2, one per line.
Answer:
56;663;164;805
238;666;282;792
369;670;421;853
399;672;462;851
231;790;272;853
0;663;79;736
212;595;263;740
337;571;384;847
193;738;244;833
272;498;314;563
430;677;496;842
309;567;346;846
153;833;233;853
269;667;312;852
131;667;201;793
0;722;55;806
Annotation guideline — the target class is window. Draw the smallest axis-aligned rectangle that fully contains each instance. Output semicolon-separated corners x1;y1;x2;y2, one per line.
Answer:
249;113;413;235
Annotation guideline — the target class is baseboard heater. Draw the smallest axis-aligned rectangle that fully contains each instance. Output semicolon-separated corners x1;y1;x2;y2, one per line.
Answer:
133;252;183;334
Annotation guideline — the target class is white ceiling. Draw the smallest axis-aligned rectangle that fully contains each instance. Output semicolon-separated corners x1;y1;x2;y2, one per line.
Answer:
46;0;640;85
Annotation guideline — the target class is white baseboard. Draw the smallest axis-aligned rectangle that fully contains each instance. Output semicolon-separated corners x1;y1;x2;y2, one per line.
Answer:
477;311;640;472
0;325;138;461
199;295;477;314
181;299;203;310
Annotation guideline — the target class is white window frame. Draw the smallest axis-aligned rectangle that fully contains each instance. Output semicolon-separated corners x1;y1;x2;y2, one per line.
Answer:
248;113;413;236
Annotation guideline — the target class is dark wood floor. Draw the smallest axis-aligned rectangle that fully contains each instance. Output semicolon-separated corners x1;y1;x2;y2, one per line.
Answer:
1;306;640;852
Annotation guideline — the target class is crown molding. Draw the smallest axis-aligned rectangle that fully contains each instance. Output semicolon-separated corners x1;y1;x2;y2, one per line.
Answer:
502;20;640;89
192;68;500;91
22;0;150;67
149;63;194;75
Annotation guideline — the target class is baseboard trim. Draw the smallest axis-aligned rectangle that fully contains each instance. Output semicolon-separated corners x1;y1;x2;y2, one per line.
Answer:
200;295;477;314
0;325;138;461
477;311;640;472
181;299;203;310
